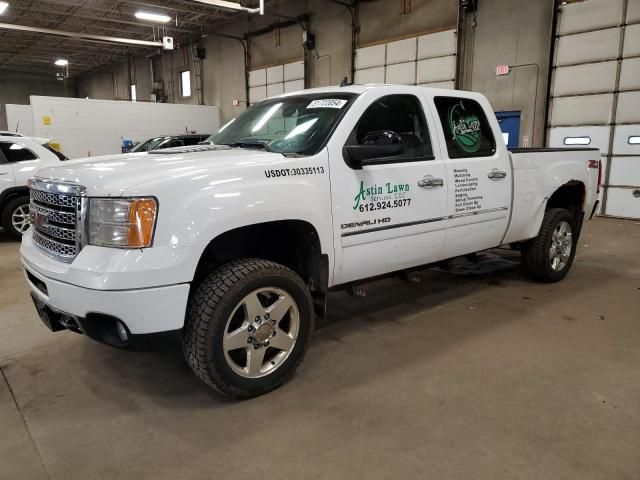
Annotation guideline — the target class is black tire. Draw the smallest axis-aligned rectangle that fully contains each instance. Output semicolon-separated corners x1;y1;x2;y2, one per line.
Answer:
521;208;578;283
1;196;30;240
183;258;314;398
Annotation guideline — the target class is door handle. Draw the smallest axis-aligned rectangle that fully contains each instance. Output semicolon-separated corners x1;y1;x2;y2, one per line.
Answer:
418;175;444;188
0;172;8;176
487;169;507;180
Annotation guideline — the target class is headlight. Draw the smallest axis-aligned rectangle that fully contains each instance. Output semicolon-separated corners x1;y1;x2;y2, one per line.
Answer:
88;198;157;248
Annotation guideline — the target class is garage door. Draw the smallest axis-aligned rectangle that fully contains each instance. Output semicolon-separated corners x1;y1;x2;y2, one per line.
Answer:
548;0;640;219
354;29;457;89
248;60;305;104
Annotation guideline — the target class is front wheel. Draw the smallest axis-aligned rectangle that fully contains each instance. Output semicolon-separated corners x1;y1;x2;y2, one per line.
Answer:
521;208;578;282
1;196;30;240
183;259;314;398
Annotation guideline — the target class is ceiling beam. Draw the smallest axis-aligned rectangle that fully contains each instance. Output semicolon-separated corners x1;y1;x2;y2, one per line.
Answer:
0;22;163;47
7;7;196;36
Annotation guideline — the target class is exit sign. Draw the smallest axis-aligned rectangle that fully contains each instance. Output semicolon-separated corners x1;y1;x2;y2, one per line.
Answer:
496;65;511;76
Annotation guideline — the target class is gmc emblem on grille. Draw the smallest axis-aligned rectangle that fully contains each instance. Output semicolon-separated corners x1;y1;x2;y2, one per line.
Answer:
33;210;49;229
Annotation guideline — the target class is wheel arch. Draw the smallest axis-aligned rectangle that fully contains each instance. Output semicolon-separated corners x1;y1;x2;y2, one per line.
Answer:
0;186;29;212
545;180;586;220
193;219;329;297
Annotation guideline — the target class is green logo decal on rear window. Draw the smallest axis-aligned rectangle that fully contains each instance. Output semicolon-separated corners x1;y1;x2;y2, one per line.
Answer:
448;101;481;153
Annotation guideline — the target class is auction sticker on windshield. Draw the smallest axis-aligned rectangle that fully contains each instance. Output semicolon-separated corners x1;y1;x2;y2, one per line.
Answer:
307;99;348;109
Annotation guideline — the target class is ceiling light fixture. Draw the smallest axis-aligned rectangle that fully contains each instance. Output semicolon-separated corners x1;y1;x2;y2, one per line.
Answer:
0;2;9;15
187;0;264;15
134;11;171;23
54;59;68;66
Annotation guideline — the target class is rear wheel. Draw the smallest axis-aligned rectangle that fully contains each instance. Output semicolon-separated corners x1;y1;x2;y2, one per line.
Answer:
1;196;30;240
183;259;314;398
521;208;578;282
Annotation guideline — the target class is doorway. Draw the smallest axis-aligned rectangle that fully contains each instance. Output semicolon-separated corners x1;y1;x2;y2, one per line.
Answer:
495;111;521;149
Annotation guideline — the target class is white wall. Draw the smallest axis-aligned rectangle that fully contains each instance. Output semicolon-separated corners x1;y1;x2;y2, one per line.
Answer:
548;0;640;219
249;60;305;104
29;96;219;159
354;30;457;89
4;104;35;136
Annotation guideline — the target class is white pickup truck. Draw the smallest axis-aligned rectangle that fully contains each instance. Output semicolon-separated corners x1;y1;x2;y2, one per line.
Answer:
20;85;600;398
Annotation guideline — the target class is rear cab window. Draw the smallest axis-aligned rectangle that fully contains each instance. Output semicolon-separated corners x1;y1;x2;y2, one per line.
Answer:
434;97;496;158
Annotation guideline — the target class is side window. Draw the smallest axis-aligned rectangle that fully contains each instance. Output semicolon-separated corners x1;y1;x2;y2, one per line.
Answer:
162;139;184;149
0;142;38;162
183;137;201;146
345;94;433;164
434;97;496;158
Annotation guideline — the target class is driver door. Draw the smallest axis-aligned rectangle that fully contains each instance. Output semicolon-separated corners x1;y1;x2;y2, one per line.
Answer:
329;93;449;285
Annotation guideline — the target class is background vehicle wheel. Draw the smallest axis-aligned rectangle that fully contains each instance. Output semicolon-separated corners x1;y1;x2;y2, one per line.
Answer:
521;208;578;283
183;258;314;398
1;196;30;240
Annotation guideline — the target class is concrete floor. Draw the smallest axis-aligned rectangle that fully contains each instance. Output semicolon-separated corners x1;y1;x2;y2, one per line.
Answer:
1;218;639;480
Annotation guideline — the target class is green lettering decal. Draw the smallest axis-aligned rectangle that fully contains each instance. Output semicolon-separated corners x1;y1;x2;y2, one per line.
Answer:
353;181;410;209
353;181;367;209
448;101;481;153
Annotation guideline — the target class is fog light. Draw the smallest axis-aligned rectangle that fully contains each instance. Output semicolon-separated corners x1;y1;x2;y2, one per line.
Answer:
116;322;129;342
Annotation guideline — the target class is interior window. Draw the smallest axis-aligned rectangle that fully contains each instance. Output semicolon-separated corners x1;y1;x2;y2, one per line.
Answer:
434;97;496;158
161;139;184;149
0;142;38;162
346;94;433;164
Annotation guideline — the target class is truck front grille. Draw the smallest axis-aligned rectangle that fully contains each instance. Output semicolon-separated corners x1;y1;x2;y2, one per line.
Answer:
29;179;86;262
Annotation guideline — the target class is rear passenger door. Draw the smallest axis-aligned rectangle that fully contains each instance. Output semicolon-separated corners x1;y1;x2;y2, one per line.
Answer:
432;96;512;256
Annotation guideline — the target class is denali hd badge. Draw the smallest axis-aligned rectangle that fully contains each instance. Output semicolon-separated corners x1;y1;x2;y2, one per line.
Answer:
341;217;391;230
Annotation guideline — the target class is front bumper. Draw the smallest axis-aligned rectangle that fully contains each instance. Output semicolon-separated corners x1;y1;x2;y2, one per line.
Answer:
21;234;191;337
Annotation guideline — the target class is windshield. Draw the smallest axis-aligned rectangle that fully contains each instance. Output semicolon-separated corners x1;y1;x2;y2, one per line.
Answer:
131;136;167;152
208;93;356;156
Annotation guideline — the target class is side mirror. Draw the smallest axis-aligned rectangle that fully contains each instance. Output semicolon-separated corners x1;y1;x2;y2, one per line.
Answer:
343;130;403;168
198;140;214;145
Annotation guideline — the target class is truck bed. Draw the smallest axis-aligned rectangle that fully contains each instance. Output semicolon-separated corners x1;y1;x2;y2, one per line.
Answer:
501;147;600;244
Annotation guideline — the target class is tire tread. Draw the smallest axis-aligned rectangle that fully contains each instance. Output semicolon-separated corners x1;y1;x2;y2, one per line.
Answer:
183;258;313;398
1;195;30;240
521;208;576;283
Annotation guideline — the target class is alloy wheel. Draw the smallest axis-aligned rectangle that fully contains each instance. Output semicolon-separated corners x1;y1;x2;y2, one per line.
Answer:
549;220;572;271
223;287;300;378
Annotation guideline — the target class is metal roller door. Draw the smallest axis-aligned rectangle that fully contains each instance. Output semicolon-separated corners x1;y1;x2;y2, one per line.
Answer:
354;29;457;89
248;60;305;104
548;0;640;219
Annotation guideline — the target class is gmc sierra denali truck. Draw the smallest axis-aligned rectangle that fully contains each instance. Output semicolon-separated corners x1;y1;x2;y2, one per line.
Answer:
20;85;600;398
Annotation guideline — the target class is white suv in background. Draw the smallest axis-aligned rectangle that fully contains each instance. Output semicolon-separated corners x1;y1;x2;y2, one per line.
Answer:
0;135;67;239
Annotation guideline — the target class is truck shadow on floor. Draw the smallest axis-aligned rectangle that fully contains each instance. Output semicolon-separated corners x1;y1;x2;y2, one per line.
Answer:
0;228;19;243
72;249;531;404
8;245;603;457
